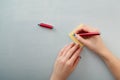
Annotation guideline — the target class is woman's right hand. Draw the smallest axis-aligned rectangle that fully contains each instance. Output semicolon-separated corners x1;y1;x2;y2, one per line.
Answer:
74;25;108;56
75;25;120;80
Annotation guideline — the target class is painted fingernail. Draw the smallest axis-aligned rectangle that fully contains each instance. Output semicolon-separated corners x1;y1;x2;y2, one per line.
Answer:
74;34;76;37
74;34;79;38
81;47;83;50
80;56;82;59
73;34;76;36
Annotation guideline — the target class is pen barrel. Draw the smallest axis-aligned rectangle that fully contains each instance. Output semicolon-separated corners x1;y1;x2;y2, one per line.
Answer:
79;32;100;37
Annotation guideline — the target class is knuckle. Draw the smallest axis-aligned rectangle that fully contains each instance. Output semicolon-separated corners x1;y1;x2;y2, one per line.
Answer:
56;58;60;63
66;61;72;67
59;59;66;65
68;50;72;53
73;52;79;58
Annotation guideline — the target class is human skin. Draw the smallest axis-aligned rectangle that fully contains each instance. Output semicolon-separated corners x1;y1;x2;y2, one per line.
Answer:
75;25;120;80
50;25;120;80
50;43;82;80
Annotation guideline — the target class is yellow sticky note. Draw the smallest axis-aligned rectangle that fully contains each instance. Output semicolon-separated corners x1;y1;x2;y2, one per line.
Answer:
69;24;84;47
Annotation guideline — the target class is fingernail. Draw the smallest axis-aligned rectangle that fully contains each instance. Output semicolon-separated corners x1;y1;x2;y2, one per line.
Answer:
80;56;82;59
74;34;76;37
73;34;76;36
74;34;78;38
80;46;83;50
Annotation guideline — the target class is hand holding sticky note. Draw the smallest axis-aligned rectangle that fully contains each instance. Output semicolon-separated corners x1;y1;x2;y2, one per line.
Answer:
69;24;100;47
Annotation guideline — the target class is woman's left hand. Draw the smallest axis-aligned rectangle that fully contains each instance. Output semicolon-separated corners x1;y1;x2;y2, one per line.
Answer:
50;42;82;80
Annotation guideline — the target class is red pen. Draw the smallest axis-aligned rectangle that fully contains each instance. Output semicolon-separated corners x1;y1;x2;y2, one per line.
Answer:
38;23;53;29
79;32;100;37
74;32;100;37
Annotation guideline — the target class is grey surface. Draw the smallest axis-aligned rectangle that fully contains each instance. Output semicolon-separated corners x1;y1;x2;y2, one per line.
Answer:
0;0;120;80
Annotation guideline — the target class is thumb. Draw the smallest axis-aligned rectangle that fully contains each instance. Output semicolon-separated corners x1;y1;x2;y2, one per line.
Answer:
75;34;87;45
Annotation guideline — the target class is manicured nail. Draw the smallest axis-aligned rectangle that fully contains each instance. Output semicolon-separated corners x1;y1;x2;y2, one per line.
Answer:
80;56;82;59
74;34;77;37
74;34;78;38
73;34;76;36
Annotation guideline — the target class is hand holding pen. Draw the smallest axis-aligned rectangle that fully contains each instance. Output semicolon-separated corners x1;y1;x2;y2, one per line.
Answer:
74;25;106;55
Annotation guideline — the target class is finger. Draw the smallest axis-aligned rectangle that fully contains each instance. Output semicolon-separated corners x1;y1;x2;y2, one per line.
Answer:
75;25;89;34
65;44;79;60
58;44;68;57
69;48;82;65
83;26;100;33
62;42;75;56
75;34;87;45
72;56;80;70
82;26;92;32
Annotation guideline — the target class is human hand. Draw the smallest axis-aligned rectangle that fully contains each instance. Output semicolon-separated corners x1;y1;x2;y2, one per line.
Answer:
50;42;82;80
74;25;108;56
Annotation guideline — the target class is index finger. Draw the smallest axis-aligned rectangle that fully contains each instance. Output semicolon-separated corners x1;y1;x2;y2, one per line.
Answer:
68;47;82;65
74;25;89;34
74;25;99;34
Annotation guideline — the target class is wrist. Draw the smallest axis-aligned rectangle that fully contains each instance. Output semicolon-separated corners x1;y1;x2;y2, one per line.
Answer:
50;74;66;80
98;48;113;61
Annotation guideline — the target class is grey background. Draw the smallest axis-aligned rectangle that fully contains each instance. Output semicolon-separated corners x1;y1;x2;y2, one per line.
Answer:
0;0;120;80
